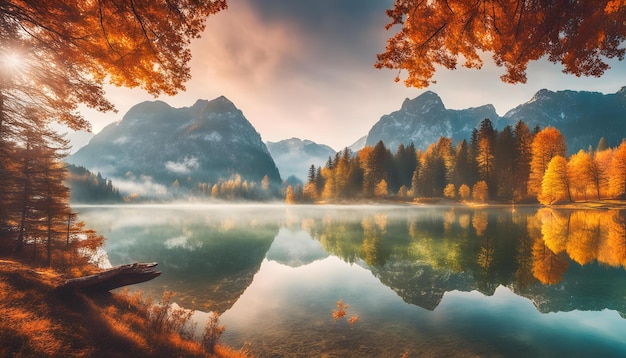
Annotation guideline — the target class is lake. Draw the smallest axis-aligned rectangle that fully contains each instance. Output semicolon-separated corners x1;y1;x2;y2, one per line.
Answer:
74;204;626;357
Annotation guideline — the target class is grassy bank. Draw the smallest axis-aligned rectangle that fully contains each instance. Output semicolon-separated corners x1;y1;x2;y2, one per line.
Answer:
0;259;248;357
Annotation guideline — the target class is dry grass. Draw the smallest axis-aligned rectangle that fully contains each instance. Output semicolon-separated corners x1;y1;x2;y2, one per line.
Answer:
0;259;250;358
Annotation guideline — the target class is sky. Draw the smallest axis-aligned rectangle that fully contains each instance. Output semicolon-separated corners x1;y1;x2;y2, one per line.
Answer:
79;0;626;152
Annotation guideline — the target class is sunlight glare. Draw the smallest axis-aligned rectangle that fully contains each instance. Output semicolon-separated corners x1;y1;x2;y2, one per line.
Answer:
1;51;25;73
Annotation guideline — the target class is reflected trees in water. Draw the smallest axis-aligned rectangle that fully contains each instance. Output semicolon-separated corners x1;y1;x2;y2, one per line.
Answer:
305;207;626;292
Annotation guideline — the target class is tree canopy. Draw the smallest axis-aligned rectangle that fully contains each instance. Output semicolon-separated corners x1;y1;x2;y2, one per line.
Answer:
0;0;226;266
1;0;227;131
376;0;626;87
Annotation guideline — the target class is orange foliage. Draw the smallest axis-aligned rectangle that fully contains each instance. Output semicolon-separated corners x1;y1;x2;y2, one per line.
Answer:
537;209;568;254
532;237;569;285
376;1;626;87
332;300;348;320
471;180;488;203
539;156;570;205
472;210;488;236
566;211;600;265
567;150;595;200
332;300;359;325
3;0;227;130
528;127;567;197
608;141;626;198
0;261;248;358
593;149;614;199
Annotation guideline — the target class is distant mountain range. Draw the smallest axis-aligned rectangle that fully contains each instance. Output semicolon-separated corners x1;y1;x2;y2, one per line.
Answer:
67;96;281;198
68;87;626;193
362;87;626;153
266;138;335;182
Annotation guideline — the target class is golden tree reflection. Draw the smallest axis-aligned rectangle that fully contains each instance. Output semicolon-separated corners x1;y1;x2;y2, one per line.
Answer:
566;211;600;265
443;209;456;234
458;213;470;230
537;209;569;254
535;209;626;280
598;211;626;268
361;215;388;267
532;237;569;285
472;211;488;236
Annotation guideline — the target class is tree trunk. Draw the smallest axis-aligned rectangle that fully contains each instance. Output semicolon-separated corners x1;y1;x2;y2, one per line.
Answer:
57;262;161;293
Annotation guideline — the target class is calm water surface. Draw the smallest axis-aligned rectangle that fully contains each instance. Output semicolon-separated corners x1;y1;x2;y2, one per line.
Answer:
74;204;626;357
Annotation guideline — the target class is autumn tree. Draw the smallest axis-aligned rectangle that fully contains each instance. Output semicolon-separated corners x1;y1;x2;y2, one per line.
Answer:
539;156;570;205
609;141;626;198
374;179;389;198
1;0;228;258
528;127;567;197
1;0;227;131
376;1;626;87
285;185;296;204
472;181;488;203
567;150;595;200
443;183;456;199
476;119;496;187
592;148;613;198
458;184;470;201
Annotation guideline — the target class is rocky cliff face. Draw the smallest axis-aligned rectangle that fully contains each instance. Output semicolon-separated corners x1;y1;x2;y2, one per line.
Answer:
364;91;500;151
502;87;626;152
363;87;626;153
67;96;281;197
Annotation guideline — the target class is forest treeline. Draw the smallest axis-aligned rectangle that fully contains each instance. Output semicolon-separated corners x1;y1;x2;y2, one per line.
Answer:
287;119;626;204
0;127;103;271
65;164;122;203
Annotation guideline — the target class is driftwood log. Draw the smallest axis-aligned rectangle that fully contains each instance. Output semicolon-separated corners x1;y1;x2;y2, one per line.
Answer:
58;262;161;293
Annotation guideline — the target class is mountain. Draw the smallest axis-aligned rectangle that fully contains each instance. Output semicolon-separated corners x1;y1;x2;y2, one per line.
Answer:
502;87;626;152
348;135;367;152
364;91;500;151
362;87;626;154
266;138;335;181
67;96;281;197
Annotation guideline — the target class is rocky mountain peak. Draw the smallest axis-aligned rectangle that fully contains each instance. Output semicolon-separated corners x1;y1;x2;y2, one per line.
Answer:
530;88;555;103
400;91;445;113
67;96;281;198
191;95;238;114
122;100;175;123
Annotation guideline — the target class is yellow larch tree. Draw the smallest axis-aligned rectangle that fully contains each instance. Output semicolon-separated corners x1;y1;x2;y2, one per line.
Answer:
539;155;570;205
528;127;567;197
567;150;595;201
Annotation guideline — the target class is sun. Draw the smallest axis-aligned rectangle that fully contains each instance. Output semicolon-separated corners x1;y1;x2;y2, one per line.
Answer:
1;51;25;73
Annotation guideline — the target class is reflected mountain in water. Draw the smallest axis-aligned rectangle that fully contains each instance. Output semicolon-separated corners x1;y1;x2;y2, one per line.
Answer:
76;205;626;319
76;205;279;312
305;207;626;317
265;228;328;267
367;260;474;310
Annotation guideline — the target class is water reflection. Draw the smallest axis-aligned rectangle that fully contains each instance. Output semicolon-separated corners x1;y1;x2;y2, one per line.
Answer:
74;205;626;356
76;205;280;312
301;207;626;316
